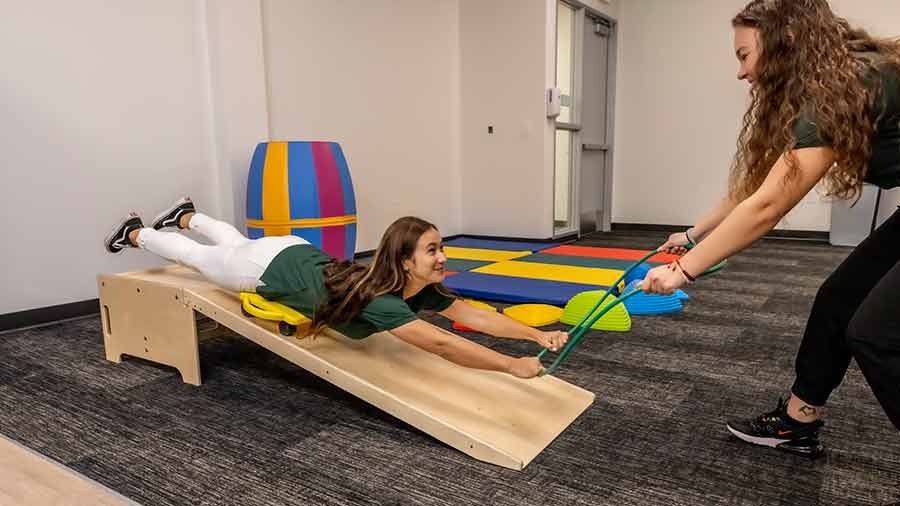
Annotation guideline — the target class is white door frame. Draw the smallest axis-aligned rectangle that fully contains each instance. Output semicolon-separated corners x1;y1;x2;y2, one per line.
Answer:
552;1;617;238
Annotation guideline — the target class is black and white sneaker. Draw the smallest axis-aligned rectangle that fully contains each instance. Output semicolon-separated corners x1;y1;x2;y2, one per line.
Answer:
726;398;825;458
105;212;144;253
150;196;195;230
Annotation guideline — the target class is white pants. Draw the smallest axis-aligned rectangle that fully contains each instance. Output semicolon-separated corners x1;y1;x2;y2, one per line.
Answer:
137;213;308;292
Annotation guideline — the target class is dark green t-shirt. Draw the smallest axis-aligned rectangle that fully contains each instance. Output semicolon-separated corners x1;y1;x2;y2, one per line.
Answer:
255;244;455;339
793;52;900;189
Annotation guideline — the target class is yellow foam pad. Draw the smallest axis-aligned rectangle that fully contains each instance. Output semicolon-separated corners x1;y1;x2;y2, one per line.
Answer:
443;246;531;262
502;304;563;327
240;292;311;325
463;299;497;312
472;260;622;287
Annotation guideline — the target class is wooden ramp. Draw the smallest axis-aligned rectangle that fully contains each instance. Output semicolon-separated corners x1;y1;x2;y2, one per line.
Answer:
97;265;595;470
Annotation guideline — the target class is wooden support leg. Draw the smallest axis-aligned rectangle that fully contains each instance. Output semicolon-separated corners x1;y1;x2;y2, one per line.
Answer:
97;274;202;385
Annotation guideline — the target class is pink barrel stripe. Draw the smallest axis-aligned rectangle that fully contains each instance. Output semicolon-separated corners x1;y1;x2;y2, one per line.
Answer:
311;142;346;258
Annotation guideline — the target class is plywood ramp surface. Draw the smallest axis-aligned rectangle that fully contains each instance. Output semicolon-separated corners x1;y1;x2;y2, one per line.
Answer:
98;266;595;470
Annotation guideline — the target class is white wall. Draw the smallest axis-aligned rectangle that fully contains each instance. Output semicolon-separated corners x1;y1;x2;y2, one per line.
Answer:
612;0;900;230
2;0;464;314
7;0;900;315
612;0;749;228
204;0;270;229
459;0;552;238
0;1;219;314
262;0;462;251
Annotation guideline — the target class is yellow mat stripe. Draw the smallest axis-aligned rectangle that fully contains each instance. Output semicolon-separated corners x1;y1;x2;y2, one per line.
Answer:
472;260;622;286
443;246;531;262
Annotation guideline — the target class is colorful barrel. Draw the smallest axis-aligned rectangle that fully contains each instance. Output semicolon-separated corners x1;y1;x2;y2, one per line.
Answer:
246;141;357;260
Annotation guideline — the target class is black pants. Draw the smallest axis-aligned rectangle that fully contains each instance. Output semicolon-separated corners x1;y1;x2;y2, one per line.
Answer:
791;207;900;430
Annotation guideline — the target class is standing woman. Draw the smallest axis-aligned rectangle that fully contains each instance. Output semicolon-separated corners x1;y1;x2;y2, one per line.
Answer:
645;0;900;457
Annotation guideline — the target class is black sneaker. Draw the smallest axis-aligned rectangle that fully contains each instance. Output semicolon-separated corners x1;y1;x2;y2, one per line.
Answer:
726;398;825;458
105;212;144;253
150;196;195;230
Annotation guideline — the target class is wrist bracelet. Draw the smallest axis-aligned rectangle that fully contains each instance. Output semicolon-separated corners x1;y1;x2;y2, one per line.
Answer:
674;259;697;283
685;228;696;246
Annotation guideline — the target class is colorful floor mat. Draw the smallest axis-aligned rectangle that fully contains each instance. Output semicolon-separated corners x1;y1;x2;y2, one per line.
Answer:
442;271;613;305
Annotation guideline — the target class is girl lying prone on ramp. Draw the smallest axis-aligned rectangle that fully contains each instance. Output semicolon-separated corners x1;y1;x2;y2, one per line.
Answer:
105;197;565;379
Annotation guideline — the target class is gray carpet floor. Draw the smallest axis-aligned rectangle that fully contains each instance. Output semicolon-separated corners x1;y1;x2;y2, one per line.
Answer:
1;230;898;506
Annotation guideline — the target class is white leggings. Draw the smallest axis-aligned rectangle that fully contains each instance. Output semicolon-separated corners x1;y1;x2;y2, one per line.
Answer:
137;213;308;292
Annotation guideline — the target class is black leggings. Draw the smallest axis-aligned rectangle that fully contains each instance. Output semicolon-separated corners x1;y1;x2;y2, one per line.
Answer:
791;207;900;430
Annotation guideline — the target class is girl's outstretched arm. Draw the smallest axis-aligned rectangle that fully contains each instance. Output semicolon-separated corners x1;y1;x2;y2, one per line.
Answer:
390;319;543;378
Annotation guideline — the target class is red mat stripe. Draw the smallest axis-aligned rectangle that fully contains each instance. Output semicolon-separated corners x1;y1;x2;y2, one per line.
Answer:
542;245;680;263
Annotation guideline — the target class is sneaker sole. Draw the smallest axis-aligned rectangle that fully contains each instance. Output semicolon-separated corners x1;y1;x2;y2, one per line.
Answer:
104;213;137;253
727;424;824;458
151;197;193;230
726;423;789;448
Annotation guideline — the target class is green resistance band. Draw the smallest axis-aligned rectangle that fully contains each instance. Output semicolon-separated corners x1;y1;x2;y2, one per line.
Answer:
537;246;726;376
536;249;657;376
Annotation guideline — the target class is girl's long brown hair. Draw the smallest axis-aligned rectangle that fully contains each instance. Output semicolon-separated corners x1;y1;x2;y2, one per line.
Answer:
311;216;451;334
730;0;900;202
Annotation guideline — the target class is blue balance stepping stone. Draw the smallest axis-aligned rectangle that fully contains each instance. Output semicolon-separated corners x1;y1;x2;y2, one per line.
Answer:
623;280;684;315
625;266;690;302
624;263;651;285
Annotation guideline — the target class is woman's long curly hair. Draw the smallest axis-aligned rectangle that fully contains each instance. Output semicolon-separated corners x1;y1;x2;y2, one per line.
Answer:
730;0;900;202
311;216;451;334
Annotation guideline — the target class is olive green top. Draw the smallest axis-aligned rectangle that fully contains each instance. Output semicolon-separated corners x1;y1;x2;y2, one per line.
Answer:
256;244;455;339
793;52;900;189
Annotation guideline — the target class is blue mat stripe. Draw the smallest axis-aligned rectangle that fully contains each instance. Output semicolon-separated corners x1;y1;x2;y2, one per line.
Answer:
443;271;609;306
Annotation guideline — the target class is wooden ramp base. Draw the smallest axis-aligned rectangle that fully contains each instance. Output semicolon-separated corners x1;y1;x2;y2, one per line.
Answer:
97;265;595;470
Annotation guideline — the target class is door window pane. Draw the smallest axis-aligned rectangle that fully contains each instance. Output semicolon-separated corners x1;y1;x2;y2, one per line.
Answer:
554;129;573;230
556;2;575;123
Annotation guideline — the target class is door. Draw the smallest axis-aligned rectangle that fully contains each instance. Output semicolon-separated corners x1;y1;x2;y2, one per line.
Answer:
579;13;611;235
552;2;615;238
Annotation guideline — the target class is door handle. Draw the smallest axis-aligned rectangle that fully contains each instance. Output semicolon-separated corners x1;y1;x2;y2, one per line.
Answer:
582;144;609;151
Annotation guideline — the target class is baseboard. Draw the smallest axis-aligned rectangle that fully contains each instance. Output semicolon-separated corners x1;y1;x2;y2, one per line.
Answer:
442;232;575;243
0;299;100;333
611;223;830;242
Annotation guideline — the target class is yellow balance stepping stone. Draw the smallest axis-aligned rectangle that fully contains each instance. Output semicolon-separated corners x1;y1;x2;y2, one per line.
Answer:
502;304;563;327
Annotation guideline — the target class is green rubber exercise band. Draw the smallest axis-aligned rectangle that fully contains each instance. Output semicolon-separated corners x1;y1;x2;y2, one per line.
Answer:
537;246;726;376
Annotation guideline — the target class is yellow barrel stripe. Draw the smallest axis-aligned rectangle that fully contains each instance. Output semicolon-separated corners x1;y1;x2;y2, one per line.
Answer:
246;214;357;229
262;142;290;236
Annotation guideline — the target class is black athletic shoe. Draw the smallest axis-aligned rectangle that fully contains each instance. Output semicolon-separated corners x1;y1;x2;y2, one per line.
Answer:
726;398;825;458
105;212;144;253
150;196;195;230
